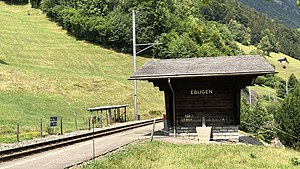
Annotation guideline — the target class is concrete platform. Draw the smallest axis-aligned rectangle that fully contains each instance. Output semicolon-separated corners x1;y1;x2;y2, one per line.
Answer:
0;122;163;169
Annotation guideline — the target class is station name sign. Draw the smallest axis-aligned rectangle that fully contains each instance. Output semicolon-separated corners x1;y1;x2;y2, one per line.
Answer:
190;89;213;95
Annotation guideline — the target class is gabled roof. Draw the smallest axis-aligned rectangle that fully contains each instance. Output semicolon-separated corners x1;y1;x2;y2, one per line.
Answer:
129;55;276;80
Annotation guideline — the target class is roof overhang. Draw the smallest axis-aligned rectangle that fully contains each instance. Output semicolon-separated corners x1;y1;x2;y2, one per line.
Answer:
129;55;276;81
129;71;276;80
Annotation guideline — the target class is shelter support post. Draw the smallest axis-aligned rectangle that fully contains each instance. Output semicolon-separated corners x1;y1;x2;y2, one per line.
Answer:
168;78;176;138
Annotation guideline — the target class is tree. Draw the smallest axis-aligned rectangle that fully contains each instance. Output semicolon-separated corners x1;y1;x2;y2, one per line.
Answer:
276;81;287;98
257;28;279;55
287;73;299;94
275;84;300;150
240;98;275;142
227;19;251;45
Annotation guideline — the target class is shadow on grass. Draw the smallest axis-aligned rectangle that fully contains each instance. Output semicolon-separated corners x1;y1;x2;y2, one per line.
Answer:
145;130;265;146
239;136;264;146
144;130;167;136
3;0;27;5
0;59;9;65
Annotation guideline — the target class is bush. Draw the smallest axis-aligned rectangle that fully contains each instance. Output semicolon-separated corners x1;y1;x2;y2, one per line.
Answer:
255;76;266;86
290;157;300;166
240;98;275;142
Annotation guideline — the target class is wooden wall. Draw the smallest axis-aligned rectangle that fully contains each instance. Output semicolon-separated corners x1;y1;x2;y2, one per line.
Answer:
150;76;254;127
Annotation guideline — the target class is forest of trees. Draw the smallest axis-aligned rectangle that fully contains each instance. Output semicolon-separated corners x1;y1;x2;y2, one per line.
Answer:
239;0;300;28
11;0;300;60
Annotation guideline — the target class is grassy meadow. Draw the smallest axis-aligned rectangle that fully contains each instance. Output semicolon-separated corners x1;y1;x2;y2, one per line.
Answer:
0;2;164;142
237;42;300;79
79;141;300;169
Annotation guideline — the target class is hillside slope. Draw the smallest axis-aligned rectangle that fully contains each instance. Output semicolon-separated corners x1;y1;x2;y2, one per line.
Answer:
237;42;300;79
0;2;164;142
239;0;300;28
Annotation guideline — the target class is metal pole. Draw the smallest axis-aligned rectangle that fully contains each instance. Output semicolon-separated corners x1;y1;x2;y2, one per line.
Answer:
133;10;138;121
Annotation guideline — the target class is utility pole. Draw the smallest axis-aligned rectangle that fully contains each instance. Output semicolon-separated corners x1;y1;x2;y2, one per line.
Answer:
132;10;162;121
132;10;138;121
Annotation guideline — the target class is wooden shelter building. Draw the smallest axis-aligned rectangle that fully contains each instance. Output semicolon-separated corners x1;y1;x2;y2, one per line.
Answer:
129;56;275;140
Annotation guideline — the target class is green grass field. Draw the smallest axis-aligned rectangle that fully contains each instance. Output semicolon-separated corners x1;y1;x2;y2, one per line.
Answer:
0;2;164;142
79;141;300;169
237;42;300;79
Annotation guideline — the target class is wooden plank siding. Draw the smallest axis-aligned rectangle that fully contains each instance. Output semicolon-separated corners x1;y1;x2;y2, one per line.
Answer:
157;78;246;128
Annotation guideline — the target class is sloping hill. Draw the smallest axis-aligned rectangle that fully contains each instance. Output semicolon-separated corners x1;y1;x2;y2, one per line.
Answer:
239;0;300;28
237;42;300;79
0;2;164;142
267;52;300;80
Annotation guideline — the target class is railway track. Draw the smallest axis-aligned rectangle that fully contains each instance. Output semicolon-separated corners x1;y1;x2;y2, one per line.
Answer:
0;118;162;162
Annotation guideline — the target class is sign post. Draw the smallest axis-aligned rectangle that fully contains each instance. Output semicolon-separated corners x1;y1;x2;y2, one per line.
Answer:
50;116;57;134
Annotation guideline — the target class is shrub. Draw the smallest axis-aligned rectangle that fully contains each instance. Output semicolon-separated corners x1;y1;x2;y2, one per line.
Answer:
240;98;275;142
290;157;300;166
255;76;266;86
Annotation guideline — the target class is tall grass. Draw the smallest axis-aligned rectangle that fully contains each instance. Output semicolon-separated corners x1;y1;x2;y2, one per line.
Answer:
0;2;164;142
80;141;300;169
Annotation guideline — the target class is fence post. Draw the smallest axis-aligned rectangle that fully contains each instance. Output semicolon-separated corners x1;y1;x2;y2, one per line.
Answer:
124;107;127;122
16;123;20;143
150;119;156;142
88;116;91;130
40;118;43;137
100;110;102;128
106;110;108;127
109;109;112;125
60;116;63;135
74;112;78;130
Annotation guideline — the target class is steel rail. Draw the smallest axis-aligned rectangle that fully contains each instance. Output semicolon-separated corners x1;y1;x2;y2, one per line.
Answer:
0;118;162;162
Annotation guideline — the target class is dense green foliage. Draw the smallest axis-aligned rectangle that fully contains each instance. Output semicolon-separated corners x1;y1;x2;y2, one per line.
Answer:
257;28;279;55
199;0;300;59
227;19;251;45
240;98;275;142
37;0;244;58
275;84;300;150
239;0;300;28
34;0;300;60
288;73;299;94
